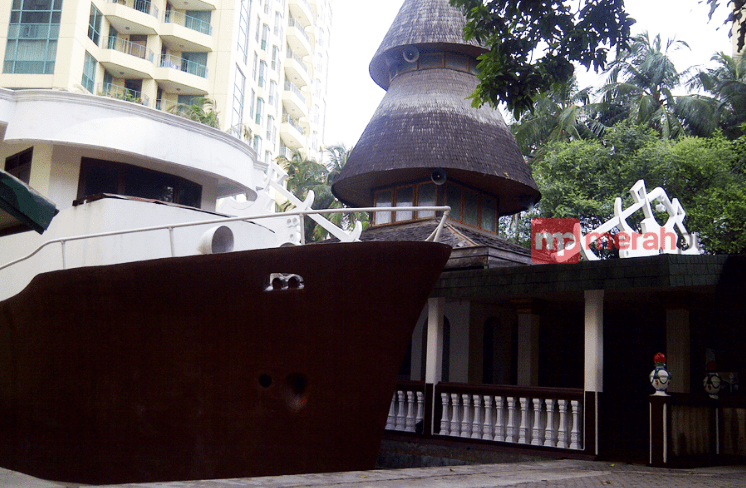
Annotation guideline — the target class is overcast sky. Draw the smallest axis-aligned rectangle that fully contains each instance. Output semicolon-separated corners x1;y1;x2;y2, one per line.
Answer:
323;0;735;150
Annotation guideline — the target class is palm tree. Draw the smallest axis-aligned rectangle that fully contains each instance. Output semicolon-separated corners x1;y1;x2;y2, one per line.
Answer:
511;76;605;158
689;52;746;139
167;97;220;128
599;32;704;139
322;144;369;237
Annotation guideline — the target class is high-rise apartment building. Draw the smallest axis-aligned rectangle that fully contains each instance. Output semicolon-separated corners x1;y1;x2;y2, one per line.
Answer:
0;0;333;168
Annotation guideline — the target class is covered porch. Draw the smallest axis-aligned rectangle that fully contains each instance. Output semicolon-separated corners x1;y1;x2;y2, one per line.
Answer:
386;254;746;467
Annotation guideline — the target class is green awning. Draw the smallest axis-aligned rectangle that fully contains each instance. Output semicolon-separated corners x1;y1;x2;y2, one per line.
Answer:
0;169;58;234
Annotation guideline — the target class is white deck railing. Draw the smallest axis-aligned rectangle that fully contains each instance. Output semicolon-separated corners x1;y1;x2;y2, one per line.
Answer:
0;205;450;273
387;383;584;451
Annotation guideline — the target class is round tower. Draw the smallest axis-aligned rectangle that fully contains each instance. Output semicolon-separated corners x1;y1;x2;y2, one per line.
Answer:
332;0;540;233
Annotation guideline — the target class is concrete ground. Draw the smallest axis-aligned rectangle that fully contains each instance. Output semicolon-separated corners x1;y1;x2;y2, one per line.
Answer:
3;460;745;488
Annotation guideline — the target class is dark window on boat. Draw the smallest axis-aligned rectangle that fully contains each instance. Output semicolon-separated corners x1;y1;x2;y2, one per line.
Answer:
77;158;202;208
5;148;32;184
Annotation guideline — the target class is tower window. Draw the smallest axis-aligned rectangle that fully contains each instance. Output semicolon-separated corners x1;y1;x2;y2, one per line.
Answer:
3;0;62;74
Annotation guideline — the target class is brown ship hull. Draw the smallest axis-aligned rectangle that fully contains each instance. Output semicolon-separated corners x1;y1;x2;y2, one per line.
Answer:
0;241;450;484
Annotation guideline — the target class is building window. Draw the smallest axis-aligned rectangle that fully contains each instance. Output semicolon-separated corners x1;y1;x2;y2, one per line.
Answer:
273;11;282;36
255;15;260;42
253;135;262;154
250;89;256;118
444;181;498;233
261;24;269;50
5;148;33;184
232;66;246;129
77;158;202;208
237;0;250;64
88;3;102;45
3;0;62;74
271;45;279;70
372;182;477;229
255;97;264;125
252;51;258;80
81;51;96;93
268;80;277;107
266;115;274;142
258;60;267;88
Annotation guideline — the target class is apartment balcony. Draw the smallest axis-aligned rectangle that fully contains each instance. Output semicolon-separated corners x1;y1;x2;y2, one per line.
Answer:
288;0;313;27
280;114;307;150
286;17;313;57
102;0;159;35
98;82;151;108
167;0;216;10
100;36;155;78
161;11;214;52
282;79;308;119
154;54;209;94
285;50;311;87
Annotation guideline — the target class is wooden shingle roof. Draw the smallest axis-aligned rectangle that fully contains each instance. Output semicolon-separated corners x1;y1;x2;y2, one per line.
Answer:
369;0;485;89
331;68;540;214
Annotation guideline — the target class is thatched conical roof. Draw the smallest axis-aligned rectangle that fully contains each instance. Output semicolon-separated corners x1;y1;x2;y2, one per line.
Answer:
331;68;540;214
332;0;540;216
369;0;486;89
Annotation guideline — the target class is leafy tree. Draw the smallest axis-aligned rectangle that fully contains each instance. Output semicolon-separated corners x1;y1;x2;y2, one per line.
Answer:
277;146;369;242
448;0;634;117
705;0;746;52
511;76;605;158
689;52;746;139
167;97;220;128
598;33;714;139
449;1;745;116
529;124;746;254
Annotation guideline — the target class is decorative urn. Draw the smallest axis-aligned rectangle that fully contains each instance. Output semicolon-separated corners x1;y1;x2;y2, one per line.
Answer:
649;352;671;395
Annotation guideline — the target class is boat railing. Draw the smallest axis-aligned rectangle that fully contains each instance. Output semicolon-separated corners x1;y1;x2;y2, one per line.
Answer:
0;205;451;273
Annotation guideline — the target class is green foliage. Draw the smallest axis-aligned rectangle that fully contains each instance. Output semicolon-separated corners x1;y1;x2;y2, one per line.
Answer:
528;125;746;254
277;146;369;242
511;76;606;158
688;52;746;139
448;0;634;118
705;0;746;52
167;97;220;129
599;32;706;139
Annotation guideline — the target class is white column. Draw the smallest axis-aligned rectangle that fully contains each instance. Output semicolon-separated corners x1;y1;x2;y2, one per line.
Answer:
518;397;529;444
425;297;446;436
471;394;482;439
460;394;472;438
531;398;543;446
494;396;505;442
666;308;690;393
505;397;516;443
405;391;415;432
439;393;450;435
482;395;494;440
425;298;445;384
584;290;604;392
544;398;556;447
557;399;568;449
386;394;396;430
395;390;406;431
449;393;461;436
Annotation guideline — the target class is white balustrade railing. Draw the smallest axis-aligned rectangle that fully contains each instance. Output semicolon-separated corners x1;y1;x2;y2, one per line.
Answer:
434;386;584;450
385;383;584;451
386;385;424;434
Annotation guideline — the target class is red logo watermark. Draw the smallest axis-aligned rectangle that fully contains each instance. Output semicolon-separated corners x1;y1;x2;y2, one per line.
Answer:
530;218;682;264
